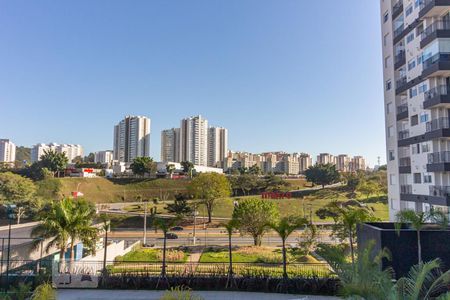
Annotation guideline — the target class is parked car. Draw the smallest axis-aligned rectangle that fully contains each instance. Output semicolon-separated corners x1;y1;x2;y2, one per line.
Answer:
166;233;178;239
171;226;184;231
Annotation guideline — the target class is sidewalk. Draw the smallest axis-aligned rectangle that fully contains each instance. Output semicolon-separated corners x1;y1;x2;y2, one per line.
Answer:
57;289;340;300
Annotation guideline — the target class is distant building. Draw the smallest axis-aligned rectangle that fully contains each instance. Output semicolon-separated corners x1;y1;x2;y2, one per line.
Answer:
180;115;209;166
94;150;114;166
161;128;180;163
31;143;83;163
156;161;223;175
316;153;335;165
208;127;228;168
299;153;313;173
0;139;16;163
113;115;151;163
350;156;366;172
336;154;351;172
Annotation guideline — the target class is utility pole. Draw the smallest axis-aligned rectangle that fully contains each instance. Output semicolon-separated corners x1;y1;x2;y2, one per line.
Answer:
192;204;198;245
5;204;16;293
143;201;148;246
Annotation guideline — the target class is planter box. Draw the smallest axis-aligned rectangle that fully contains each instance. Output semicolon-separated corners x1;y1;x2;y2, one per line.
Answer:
357;222;450;278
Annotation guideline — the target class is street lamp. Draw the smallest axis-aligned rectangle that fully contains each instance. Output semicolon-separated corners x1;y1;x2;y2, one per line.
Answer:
4;204;16;293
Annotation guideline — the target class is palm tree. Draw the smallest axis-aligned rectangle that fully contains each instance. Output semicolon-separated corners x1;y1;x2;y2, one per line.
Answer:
268;216;308;279
153;216;179;288
395;209;448;264
223;219;238;288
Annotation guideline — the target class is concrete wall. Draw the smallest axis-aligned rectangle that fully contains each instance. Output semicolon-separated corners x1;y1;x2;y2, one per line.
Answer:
81;240;139;262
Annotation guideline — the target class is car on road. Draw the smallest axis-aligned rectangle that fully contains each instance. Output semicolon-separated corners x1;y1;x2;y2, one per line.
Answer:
170;226;184;231
166;233;178;239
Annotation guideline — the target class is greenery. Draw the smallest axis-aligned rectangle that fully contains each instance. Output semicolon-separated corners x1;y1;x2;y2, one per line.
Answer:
130;157;157;176
153;217;181;277
232;197;279;246
304;163;340;188
166;193;192;216
30;283;56;300
160;286;204;300
116;248;188;262
39;149;69;177
180;161;195;177
189;173;231;222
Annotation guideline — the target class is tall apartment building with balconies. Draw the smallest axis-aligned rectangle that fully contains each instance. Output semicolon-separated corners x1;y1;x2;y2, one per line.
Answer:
208;127;228;168
113;115;151;163
381;0;450;220
0;139;16;163
161;128;180;163
31;143;83;163
180;115;209;166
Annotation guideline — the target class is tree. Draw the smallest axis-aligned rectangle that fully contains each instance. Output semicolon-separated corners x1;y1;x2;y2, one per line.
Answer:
0;172;37;224
297;224;318;257
130;157;156;177
165;193;192;216
39;149;69;177
189;173;231;223
180;161;194;178
232;197;279;246
395;209;448;264
223;219;238;289
166;164;176;178
269;216;308;279
262;174;289;192
84;153;95;163
234;174;258;195
304;163;340;188
343;172;361;196
357;180;378;199
248;164;262;175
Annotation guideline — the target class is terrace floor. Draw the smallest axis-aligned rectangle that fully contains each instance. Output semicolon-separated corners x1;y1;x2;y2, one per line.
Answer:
57;289;340;300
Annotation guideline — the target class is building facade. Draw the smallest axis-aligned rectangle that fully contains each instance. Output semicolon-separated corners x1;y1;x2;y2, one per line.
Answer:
336;154;351;172
0;139;16;163
380;0;450;220
94;150;114;166
113;115;151;163
31;143;83;163
161;128;180;163
180;115;209;166
316;153;335;165
299;153;313;173
207;127;228;167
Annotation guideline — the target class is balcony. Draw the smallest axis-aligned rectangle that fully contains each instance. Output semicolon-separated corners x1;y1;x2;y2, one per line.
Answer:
400;184;412;194
400;185;450;206
422;53;450;78
426;117;450;132
421;20;450;48
419;0;450;18
396;104;408;121
427;151;450;171
393;0;404;19
399;157;411;173
394;51;406;69
398;129;410;140
423;85;450;108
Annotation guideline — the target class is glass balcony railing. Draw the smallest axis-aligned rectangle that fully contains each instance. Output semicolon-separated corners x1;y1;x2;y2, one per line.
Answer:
399;156;411;167
397;104;408;113
394;25;405;38
396;76;407;89
398;129;410;140
430;185;450;197
426;117;450;132
394;50;405;66
400;184;412;194
424;85;449;100
428;151;450;163
421;20;450;41
423;53;450;71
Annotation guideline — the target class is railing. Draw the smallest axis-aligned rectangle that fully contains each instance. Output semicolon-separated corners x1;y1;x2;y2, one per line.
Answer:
426;117;450;132
396;76;407;89
399;157;411;167
430;185;450;197
395;50;406;66
428;151;450;163
397;103;408;113
422;20;450;41
419;0;432;11
425;85;449;100
423;53;450;71
398;129;410;140
394;24;405;38
393;0;403;16
400;184;412;194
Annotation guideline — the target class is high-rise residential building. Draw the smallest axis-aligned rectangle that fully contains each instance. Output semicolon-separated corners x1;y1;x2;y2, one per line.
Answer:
31;143;83;163
350;156;366;172
208;127;228;167
380;0;450;220
113;115;151;163
0;139;16;163
316;153;335;165
161;128;180;162
94;150;114;166
180;115;208;166
336;154;351;172
299;153;313;173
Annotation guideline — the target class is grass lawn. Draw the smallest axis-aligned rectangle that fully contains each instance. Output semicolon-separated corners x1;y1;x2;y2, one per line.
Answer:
115;247;188;262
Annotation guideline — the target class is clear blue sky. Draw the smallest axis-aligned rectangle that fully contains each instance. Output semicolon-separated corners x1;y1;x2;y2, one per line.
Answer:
0;0;385;166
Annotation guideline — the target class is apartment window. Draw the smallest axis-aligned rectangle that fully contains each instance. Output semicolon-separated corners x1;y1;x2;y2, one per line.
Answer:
389;150;395;161
408;59;416;70
384;11;389;23
424;173;432;183
414;173;422;184
388;126;394;137
385;56;392;68
384;33;390;46
409;87;418;98
415;0;423;8
421;142;430;153
407;32;415;44
405;4;413;17
389;174;396;185
420;112;429;123
418;82;428;93
387;102;393;114
417;54;423;65
386;79;392;91
411;114;419;126
412;143;420;154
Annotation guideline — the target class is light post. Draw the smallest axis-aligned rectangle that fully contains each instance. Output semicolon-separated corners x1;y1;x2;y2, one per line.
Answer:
143;200;149;246
4;204;16;293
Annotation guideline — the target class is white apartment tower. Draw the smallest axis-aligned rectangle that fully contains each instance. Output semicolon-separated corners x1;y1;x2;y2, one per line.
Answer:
31;143;83;163
0;139;16;163
337;154;351;172
113;115;151;163
161;128;180;162
208;127;228;167
316;153;335;165
381;0;450;220
94;150;114;165
299;153;313;173
180;115;208;166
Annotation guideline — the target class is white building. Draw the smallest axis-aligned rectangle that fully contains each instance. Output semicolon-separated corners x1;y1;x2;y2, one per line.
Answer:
94;150;114;166
156;161;223;175
180;115;208;166
161;128;180;163
336;154;351;172
380;0;450;220
299;153;313;173
208;127;228;168
0;139;16;163
31;143;83;163
316;153;335;165
113;115;151;163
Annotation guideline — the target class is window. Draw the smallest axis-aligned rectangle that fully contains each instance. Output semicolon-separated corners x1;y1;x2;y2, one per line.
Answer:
384;11;389;23
411;114;419;126
414;173;422;184
406;4;413;17
418;82;428;93
387;102;393;114
389;150;395;161
417;54;423;65
384;33;390;46
388;126;394;137
407;32;415;44
420;112;429;123
408;59;416;70
385;56;392;68
421;142;430;152
415;0;423;8
389;174;396;185
412;143;420;154
386;79;392;91
424;173;432;183
409;87;418;98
